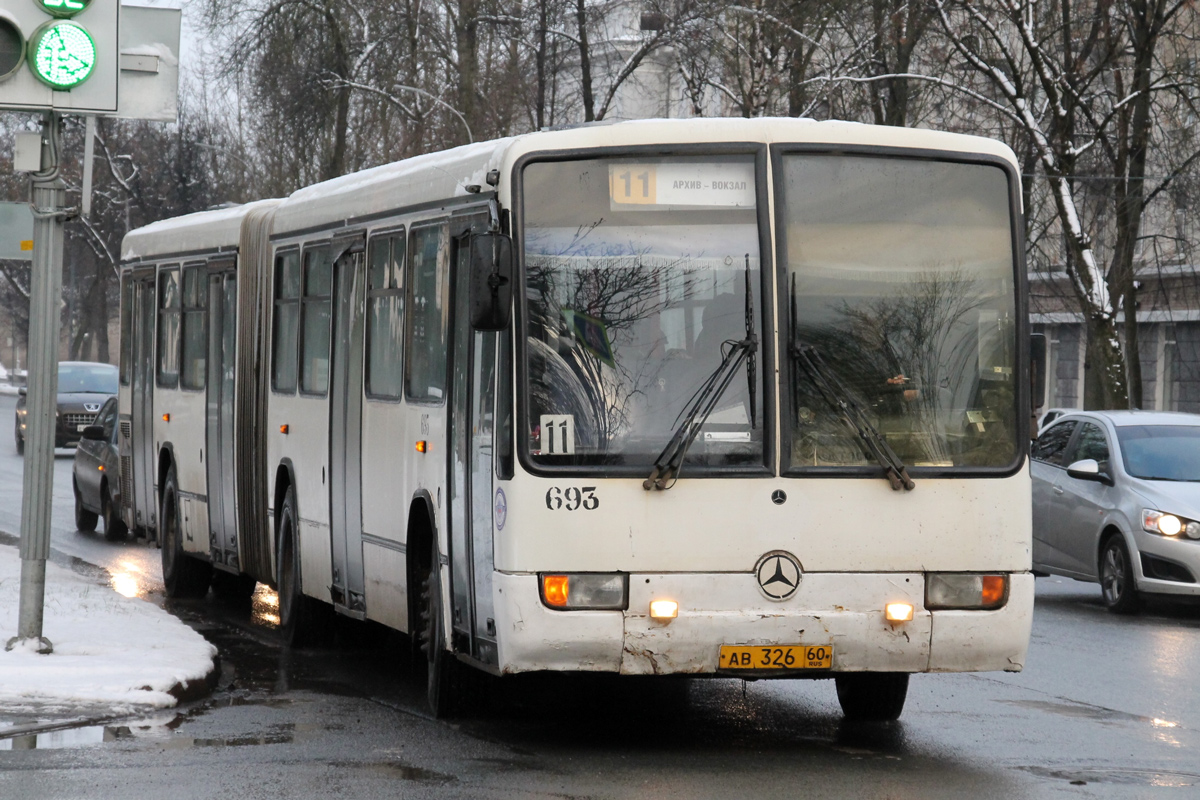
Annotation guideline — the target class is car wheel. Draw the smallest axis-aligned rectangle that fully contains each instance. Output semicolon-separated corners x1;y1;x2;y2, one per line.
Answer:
1100;534;1141;614
14;419;23;456
835;672;910;722
101;483;127;542
73;477;98;532
161;466;212;598
277;486;328;647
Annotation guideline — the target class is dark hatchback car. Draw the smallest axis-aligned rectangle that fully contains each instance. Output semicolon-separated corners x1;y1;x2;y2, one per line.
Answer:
15;361;118;454
73;396;126;539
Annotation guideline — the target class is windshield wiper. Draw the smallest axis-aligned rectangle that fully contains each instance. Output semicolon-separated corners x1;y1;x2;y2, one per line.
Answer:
644;257;757;491
788;276;914;492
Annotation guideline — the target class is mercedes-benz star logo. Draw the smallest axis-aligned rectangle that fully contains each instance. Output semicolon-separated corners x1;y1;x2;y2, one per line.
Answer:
755;551;802;601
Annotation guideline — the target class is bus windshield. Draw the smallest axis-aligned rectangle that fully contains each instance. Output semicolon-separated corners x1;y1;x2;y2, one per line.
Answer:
780;154;1018;471
521;155;764;470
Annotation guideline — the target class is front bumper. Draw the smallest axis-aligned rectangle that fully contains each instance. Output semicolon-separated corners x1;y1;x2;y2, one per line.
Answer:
492;572;1033;676
1134;530;1200;597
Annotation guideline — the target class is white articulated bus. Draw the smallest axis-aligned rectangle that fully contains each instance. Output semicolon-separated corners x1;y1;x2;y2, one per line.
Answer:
119;118;1034;720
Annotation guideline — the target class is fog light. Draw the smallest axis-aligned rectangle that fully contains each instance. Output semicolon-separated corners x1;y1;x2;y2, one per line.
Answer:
649;599;678;620
1187;522;1200;540
885;603;913;622
539;573;627;610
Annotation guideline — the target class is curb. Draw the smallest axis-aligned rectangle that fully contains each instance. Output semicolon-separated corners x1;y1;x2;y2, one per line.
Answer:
168;653;222;705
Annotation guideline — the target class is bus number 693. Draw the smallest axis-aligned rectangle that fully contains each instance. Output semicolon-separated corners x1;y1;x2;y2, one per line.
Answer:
545;486;599;511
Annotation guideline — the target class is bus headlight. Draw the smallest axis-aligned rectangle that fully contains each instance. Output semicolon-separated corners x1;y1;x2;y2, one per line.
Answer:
926;573;1008;610
539;573;628;610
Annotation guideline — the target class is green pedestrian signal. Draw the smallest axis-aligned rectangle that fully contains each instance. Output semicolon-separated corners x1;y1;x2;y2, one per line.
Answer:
27;20;95;89
0;0;118;112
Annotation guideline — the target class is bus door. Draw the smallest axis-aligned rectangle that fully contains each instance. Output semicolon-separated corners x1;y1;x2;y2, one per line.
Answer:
448;217;499;665
328;235;367;613
206;266;238;569
129;274;157;532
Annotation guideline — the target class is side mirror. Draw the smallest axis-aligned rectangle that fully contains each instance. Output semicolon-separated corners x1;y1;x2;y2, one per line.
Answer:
469;232;514;331
1067;458;1113;486
81;425;106;441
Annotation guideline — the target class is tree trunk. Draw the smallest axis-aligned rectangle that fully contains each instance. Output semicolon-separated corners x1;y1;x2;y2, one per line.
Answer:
1083;312;1129;410
456;0;480;142
575;0;595;122
536;0;548;129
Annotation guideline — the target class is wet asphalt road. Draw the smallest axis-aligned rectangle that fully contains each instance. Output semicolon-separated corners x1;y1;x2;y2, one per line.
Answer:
1;392;1199;798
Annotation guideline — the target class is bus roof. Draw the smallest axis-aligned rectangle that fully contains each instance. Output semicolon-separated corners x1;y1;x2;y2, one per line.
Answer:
121;198;282;262
122;118;1019;261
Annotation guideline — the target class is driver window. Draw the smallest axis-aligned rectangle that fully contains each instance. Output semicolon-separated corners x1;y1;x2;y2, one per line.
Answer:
99;400;118;441
1069;422;1109;472
1031;420;1077;466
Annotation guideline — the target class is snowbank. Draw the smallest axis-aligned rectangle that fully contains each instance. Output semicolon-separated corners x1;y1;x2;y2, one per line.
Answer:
0;545;217;715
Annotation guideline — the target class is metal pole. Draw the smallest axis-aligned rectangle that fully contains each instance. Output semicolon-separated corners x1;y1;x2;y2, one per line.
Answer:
6;112;67;655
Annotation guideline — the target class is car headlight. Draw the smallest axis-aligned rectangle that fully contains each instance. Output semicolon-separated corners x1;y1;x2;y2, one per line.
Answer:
1143;509;1200;540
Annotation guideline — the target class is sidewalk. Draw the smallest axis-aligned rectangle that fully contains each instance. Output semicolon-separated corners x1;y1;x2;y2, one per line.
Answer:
0;543;218;737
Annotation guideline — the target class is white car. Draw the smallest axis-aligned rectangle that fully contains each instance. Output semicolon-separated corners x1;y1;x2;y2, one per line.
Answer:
1031;410;1200;613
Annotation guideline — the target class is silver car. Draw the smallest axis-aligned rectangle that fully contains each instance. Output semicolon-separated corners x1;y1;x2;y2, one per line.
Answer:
1031;410;1200;613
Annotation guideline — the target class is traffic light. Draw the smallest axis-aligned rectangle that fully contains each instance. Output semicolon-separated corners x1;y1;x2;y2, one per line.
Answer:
0;0;117;113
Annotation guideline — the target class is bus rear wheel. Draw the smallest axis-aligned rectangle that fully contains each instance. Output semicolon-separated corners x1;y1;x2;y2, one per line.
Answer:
161;466;212;598
835;672;909;722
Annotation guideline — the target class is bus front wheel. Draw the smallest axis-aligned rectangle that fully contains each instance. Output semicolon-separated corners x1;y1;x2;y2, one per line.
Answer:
420;555;458;718
835;672;909;722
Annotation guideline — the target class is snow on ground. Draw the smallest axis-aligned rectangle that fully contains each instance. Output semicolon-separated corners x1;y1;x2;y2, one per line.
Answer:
0;544;216;716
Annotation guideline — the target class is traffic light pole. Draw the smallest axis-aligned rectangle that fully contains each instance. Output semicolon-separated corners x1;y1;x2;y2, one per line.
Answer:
6;112;67;655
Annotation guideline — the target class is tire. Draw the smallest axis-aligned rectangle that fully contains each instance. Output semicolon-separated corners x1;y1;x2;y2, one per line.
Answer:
1100;534;1141;614
14;421;23;456
161;466;212;598
277;486;327;647
419;554;458;718
835;672;910;722
101;483;127;542
73;477;98;532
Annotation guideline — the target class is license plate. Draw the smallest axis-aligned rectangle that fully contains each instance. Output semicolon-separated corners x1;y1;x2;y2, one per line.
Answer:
719;644;833;671
76;424;88;432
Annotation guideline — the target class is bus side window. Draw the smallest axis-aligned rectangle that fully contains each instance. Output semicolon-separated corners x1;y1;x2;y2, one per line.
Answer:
272;251;301;393
405;223;449;402
300;245;333;396
365;231;405;400
180;265;207;390
119;274;132;387
156;265;181;388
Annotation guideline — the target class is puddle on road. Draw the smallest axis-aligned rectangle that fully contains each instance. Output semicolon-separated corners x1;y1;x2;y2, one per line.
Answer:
998;698;1176;727
0;713;184;750
1023;766;1199;787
